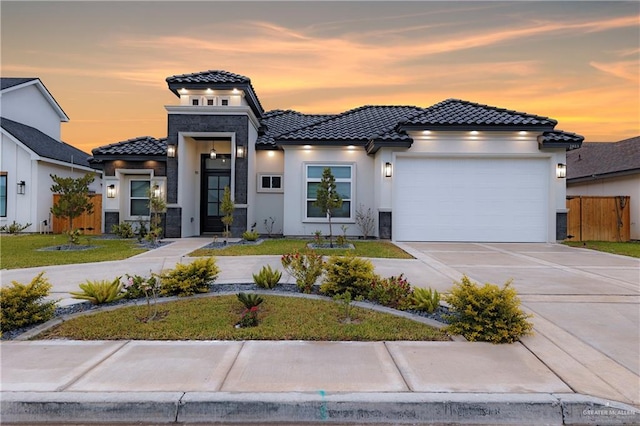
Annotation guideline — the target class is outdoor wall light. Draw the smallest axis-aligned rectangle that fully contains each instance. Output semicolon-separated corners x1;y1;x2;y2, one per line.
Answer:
556;163;567;179
236;146;245;159
17;180;26;195
167;144;176;158
106;184;116;198
209;148;217;159
153;184;161;198
384;162;393;178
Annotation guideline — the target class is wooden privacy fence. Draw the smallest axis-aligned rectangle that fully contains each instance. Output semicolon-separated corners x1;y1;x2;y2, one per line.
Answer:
566;196;630;242
51;194;102;235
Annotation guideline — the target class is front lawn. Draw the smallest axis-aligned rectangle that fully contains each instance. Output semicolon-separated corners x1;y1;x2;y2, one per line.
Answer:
190;239;413;259
563;240;640;258
34;294;448;341
0;234;147;270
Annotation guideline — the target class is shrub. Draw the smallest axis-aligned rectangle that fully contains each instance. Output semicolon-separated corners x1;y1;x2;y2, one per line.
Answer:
0;221;32;234
253;265;282;289
368;274;413;310
70;277;124;305
111;222;135;238
445;275;533;344
123;274;158;299
0;272;56;333
320;254;376;298
281;249;325;293
237;292;264;309
160;257;220;297
411;287;441;313
355;205;375;239
242;230;260;241
236;292;264;328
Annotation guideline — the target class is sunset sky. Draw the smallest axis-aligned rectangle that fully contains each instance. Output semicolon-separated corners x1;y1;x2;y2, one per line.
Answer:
2;1;639;154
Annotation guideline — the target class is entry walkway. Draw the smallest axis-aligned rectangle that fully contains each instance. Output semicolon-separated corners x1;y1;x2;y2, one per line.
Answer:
1;238;639;424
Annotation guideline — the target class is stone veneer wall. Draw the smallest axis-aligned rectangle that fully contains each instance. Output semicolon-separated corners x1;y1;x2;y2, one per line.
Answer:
556;212;567;241
165;114;249;237
378;211;392;240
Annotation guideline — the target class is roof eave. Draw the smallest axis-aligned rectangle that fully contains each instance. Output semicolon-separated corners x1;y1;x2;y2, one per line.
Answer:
167;81;263;117
365;139;413;155
567;168;640;183
398;124;555;132
275;139;368;147
538;141;583;151
92;154;167;162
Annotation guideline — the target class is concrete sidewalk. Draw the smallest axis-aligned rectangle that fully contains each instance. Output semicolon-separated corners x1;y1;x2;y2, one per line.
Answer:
1;238;639;424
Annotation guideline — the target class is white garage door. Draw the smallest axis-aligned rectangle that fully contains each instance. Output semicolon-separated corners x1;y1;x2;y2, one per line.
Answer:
394;157;549;242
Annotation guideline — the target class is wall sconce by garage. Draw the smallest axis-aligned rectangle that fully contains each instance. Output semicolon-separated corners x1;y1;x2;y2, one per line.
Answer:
236;146;245;159
384;162;393;178
556;163;567;179
106;184;116;198
167;144;176;158
153;184;161;198
17;180;26;194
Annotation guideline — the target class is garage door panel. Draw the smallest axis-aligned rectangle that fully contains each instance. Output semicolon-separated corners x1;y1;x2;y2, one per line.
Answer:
394;157;548;242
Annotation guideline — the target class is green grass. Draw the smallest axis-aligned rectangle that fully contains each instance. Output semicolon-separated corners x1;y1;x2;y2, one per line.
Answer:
0;234;147;269
35;294;448;341
563;240;640;258
190;239;414;259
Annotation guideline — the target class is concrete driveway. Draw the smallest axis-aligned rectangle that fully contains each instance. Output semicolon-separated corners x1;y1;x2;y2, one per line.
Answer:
395;242;640;406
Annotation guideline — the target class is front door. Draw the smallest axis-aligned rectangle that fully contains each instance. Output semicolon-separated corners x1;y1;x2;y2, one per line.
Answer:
200;154;231;234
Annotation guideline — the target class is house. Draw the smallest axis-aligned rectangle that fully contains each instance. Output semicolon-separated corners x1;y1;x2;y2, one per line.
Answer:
90;70;583;242
566;136;640;240
1;78;100;233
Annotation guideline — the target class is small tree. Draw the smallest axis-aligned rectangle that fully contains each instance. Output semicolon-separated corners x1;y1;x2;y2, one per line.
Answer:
313;167;342;247
50;173;95;244
147;187;166;246
220;186;234;238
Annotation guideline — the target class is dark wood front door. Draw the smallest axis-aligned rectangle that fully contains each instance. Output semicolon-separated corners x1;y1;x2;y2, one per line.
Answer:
200;154;231;234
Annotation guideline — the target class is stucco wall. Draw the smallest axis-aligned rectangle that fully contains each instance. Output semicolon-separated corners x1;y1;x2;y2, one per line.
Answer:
282;146;375;238
568;174;640;240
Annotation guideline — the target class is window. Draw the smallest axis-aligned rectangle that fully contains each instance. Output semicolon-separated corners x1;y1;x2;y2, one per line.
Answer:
220;98;229;106
130;180;150;216
305;165;352;219
207;98;214;106
258;174;283;192
191;98;199;106
0;173;6;217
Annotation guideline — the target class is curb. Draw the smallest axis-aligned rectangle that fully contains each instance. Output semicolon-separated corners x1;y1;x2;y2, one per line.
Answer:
3;392;639;425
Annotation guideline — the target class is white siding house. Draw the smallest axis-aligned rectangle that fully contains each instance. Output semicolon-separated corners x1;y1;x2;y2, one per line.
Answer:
0;78;100;233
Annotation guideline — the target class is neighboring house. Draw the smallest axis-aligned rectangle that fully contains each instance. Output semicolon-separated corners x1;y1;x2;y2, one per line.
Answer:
0;78;100;233
567;136;640;240
90;70;583;242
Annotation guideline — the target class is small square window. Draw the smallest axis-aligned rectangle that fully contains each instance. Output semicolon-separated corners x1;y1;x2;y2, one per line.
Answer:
207;99;214;106
258;174;283;193
221;99;229;106
192;99;199;106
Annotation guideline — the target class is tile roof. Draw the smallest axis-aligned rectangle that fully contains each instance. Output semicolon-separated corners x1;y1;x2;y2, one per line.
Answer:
275;105;426;144
1;117;92;167
402;99;557;129
537;130;584;151
165;70;251;85
1;78;38;91
567;136;640;180
91;136;167;157
257;110;333;147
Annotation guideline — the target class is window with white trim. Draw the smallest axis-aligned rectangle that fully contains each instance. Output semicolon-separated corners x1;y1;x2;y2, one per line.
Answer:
305;164;352;219
0;173;6;217
130;180;150;217
258;174;283;192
